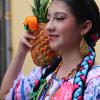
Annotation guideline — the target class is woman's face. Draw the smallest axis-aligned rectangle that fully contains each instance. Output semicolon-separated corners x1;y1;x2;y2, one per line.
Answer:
45;0;82;51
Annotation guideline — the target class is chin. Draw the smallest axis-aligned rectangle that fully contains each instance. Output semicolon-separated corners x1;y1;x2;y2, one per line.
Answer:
50;43;62;51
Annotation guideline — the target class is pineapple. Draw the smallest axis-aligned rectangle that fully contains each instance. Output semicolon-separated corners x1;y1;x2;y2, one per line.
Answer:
24;0;57;67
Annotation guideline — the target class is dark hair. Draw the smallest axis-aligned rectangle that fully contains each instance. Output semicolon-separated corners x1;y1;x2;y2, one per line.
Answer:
51;0;99;99
31;1;99;99
52;0;100;47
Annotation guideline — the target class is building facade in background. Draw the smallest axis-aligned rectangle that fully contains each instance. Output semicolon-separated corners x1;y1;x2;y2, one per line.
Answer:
0;0;11;85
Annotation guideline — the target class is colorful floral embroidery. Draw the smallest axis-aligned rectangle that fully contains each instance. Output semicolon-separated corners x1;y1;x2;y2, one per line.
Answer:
50;81;73;100
6;66;100;100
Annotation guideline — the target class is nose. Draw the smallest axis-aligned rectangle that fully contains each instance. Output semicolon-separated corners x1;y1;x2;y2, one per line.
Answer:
45;20;55;33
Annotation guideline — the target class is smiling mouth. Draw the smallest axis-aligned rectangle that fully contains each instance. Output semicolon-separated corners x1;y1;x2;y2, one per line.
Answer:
48;34;59;41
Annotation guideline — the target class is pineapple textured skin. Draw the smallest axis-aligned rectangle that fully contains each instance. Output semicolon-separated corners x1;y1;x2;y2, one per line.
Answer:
24;0;57;67
29;22;57;67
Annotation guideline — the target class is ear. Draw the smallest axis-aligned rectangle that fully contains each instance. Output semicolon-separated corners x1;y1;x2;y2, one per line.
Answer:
80;20;92;36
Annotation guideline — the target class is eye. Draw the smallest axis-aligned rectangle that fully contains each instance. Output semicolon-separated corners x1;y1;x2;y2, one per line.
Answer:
47;19;50;22
56;18;65;21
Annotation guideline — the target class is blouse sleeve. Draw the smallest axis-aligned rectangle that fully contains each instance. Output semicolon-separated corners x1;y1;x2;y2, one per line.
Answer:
6;67;42;100
84;66;100;100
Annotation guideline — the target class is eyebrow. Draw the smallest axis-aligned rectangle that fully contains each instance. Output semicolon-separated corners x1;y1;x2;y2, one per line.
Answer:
47;12;67;16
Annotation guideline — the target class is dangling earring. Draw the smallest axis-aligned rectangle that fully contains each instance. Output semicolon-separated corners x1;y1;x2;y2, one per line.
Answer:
57;50;62;57
80;37;89;56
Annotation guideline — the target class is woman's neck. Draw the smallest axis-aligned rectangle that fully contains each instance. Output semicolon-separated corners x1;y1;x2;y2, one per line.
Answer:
62;48;82;68
56;47;83;79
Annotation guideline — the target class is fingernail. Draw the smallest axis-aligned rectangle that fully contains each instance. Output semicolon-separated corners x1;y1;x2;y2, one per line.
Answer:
30;45;32;48
32;36;36;39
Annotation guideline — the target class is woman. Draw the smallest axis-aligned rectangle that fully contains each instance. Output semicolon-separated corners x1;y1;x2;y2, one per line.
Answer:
0;0;100;99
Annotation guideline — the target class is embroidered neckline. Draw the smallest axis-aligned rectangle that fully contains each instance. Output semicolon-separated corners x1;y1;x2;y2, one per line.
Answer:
29;47;95;100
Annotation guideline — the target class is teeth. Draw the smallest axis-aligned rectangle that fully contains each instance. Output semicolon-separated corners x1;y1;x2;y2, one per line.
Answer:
49;35;58;38
51;36;56;37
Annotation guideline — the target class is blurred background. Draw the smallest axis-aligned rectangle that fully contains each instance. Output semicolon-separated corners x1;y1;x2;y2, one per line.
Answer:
0;0;100;85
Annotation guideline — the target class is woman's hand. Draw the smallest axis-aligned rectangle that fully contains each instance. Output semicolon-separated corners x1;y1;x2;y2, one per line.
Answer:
0;31;36;98
18;31;36;55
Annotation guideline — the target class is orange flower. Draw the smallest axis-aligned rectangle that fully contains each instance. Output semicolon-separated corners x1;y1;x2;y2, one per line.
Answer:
23;16;38;30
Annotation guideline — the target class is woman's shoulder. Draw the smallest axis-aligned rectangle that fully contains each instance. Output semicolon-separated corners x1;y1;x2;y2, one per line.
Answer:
27;66;42;77
84;63;100;99
91;62;100;71
86;62;100;85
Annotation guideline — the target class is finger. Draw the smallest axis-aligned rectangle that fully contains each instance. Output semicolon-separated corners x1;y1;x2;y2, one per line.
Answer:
22;37;32;48
23;32;36;39
27;30;31;34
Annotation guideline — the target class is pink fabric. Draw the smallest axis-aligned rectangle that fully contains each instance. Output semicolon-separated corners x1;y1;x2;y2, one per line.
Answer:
73;83;79;92
78;95;82;100
87;60;93;66
35;80;39;88
50;81;73;100
80;75;86;81
79;66;84;71
15;82;20;100
6;66;100;100
91;34;99;42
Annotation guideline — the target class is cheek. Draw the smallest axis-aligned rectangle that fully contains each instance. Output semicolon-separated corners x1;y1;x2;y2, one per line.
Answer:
57;21;81;47
57;21;77;37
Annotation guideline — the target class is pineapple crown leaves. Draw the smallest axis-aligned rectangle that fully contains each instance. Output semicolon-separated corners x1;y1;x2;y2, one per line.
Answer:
27;0;50;22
